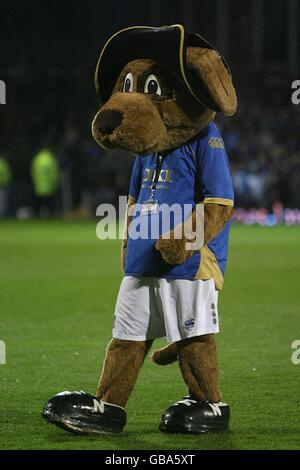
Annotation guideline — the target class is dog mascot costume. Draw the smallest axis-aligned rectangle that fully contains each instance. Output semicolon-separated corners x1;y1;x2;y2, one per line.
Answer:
42;25;237;435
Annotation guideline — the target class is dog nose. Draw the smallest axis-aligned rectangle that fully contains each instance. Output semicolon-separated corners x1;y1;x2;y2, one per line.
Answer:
96;110;123;134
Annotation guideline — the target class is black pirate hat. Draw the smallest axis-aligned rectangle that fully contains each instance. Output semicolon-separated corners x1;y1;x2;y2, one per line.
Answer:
94;24;232;111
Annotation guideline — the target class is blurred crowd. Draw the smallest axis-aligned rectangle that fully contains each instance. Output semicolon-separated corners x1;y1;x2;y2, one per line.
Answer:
218;90;300;209
0;76;133;218
0;74;299;219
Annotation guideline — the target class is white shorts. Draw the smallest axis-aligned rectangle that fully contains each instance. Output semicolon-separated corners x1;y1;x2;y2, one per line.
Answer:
113;276;219;342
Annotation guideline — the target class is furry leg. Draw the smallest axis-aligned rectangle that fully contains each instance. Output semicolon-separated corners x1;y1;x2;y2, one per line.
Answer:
96;338;153;408
177;334;221;402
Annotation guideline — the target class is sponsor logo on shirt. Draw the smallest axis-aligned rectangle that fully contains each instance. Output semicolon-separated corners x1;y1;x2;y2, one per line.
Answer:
143;168;173;183
208;137;224;149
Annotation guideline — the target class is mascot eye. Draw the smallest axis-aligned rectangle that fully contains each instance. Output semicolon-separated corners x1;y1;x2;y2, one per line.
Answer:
123;72;133;93
144;74;162;96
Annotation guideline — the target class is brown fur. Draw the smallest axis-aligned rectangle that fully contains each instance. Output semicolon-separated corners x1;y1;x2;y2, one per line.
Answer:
155;204;234;265
92;38;237;408
96;339;153;408
92;48;236;154
177;334;221;402
92;57;216;154
152;335;221;401
186;48;237;116
121;195;136;271
153;204;233;369
203;204;234;244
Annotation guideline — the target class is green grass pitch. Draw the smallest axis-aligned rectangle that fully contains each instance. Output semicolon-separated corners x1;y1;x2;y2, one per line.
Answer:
0;220;299;450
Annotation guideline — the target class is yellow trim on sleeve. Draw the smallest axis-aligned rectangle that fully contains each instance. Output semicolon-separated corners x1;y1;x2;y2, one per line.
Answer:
128;195;136;205
203;197;234;207
195;245;224;290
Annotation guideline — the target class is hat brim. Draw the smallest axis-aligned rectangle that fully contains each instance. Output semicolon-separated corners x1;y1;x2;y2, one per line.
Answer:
94;24;230;110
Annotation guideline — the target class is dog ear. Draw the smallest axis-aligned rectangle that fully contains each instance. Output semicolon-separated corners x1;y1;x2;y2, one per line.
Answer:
186;47;237;116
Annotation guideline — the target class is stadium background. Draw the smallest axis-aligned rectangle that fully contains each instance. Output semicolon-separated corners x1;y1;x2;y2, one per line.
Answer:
0;0;300;451
1;0;300;220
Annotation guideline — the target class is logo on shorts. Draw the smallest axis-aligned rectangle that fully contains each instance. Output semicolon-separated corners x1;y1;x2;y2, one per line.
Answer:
184;319;195;330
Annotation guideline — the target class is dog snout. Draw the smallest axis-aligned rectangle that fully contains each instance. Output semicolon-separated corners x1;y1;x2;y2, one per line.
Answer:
96;110;123;134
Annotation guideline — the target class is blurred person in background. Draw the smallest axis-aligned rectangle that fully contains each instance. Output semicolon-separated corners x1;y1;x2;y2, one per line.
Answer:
0;155;11;218
1;2;299;219
31;148;60;218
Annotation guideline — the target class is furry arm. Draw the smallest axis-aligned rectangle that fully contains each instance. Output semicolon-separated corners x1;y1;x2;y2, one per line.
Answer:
155;203;233;265
121;195;136;271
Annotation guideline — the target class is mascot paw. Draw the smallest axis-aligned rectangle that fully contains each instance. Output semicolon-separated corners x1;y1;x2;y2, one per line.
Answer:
155;236;188;265
159;396;230;434
42;391;126;435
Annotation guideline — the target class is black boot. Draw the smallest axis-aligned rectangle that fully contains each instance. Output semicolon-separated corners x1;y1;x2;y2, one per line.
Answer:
42;391;126;435
159;396;230;434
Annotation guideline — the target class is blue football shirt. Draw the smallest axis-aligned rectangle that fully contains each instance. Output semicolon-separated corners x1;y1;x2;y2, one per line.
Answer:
124;122;234;289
